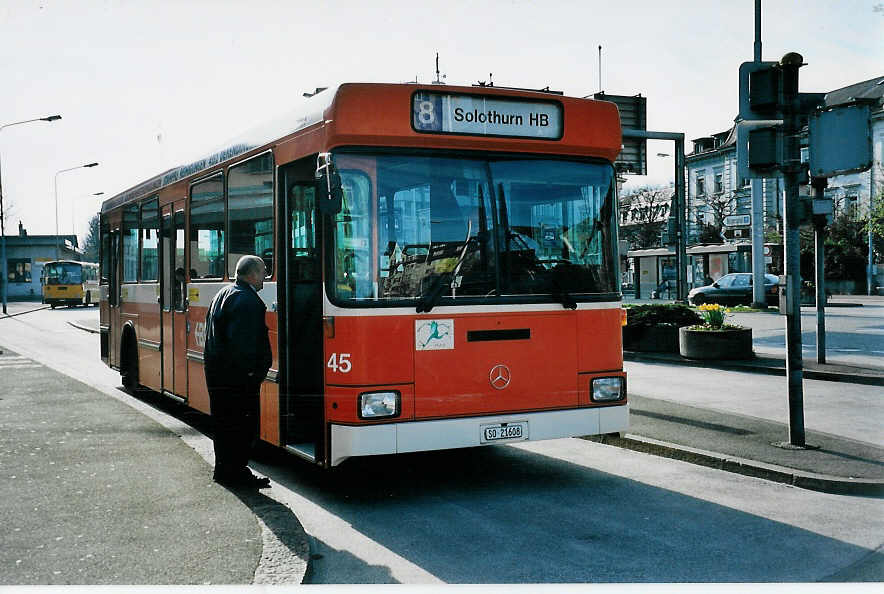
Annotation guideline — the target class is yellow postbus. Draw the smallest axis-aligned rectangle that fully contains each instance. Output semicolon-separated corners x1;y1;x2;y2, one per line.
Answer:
42;260;100;308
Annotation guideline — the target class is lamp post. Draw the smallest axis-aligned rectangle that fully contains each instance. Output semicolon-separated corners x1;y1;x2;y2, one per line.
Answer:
54;163;99;260
0;114;62;315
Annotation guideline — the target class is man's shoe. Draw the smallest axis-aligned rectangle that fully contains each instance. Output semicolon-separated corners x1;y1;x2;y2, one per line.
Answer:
214;471;270;489
242;473;271;489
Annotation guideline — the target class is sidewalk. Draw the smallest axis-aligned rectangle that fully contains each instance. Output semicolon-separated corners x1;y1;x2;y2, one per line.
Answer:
611;347;884;496
0;345;309;585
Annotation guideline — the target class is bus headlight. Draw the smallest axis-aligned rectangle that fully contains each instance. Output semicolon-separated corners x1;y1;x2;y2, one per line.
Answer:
359;391;400;419
591;377;624;402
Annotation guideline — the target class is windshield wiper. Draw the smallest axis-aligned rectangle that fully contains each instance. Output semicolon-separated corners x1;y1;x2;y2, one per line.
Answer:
416;220;472;313
548;275;578;309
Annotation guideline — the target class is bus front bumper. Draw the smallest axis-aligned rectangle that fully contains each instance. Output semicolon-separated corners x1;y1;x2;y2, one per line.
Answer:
329;404;629;467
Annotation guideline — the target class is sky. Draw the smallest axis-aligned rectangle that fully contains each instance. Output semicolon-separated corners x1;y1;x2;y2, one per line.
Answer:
0;0;881;245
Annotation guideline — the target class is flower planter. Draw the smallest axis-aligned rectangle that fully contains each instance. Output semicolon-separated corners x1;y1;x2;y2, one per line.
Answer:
678;326;753;360
623;325;681;353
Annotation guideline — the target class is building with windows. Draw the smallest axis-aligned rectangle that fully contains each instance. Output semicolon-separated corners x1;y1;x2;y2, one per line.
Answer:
684;75;883;290
3;222;81;299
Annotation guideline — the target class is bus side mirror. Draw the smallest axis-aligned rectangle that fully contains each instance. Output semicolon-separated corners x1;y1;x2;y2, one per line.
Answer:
315;154;343;215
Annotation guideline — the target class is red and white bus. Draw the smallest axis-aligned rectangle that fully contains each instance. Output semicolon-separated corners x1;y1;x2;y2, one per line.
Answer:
99;83;628;467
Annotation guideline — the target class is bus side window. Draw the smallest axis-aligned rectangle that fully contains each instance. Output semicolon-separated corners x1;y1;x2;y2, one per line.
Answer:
228;153;274;279
189;174;225;280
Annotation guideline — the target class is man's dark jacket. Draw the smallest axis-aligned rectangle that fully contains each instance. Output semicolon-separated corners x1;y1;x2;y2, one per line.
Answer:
204;279;272;389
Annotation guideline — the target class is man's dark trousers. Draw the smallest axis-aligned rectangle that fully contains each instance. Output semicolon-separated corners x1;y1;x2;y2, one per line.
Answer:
207;382;261;481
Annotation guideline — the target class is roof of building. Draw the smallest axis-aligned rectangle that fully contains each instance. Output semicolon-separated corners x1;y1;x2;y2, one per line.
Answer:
825;76;884;108
688;75;883;160
5;234;78;247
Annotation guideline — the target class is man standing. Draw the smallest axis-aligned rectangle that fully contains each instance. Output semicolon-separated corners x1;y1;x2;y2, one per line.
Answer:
204;255;272;489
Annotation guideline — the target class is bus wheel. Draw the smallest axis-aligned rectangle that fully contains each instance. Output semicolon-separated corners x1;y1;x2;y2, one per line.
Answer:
121;336;139;392
50;303;57;309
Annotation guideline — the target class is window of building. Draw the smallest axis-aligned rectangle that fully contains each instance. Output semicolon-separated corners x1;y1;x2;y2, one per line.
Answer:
227;153;274;278
140;197;159;281
714;169;724;194
7;258;31;283
696;171;706;196
122;203;139;282
189;174;225;279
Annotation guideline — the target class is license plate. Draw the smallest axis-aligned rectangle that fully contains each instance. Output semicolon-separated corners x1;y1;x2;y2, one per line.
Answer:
481;422;528;443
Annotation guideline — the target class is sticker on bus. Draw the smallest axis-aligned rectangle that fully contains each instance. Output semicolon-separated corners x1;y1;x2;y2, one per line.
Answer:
415;319;454;351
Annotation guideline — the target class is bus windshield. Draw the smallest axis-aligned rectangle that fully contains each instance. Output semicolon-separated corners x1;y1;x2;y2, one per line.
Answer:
44;262;83;285
330;150;618;306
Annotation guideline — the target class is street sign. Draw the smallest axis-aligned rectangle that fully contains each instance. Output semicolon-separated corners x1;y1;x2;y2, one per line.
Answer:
724;214;751;227
594;92;647;175
809;103;872;178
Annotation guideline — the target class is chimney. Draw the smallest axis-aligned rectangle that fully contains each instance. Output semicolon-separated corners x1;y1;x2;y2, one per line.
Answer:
18;221;27;236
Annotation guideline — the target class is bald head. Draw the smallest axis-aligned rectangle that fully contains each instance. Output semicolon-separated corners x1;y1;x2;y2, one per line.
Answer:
235;255;266;290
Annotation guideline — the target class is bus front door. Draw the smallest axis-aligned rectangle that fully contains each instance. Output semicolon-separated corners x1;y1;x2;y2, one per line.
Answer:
279;161;324;463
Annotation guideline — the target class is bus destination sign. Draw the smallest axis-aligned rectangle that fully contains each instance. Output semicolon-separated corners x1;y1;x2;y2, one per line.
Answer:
412;92;563;139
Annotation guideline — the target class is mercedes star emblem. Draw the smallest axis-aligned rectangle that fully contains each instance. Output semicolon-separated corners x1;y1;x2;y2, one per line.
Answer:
489;364;512;390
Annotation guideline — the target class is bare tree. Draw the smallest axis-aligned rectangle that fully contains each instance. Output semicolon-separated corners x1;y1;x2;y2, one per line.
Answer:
0;198;15;232
619;185;673;248
696;190;738;240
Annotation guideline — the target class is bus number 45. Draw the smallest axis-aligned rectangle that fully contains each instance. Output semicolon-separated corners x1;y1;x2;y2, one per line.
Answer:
327;353;352;373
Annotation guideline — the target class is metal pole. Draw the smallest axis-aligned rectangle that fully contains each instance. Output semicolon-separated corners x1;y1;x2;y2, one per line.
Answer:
598;45;602;93
54;170;60;261
621;129;688;300
54;163;99;261
780;52;806;447
751;178;767;307
0;115;61;314
754;0;762;62
749;0;767;308
870;164;877;295
675;137;687;301
813;177;827;364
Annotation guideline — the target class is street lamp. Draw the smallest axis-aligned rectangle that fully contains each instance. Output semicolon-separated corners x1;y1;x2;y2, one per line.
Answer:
55;163;99;261
0;114;62;315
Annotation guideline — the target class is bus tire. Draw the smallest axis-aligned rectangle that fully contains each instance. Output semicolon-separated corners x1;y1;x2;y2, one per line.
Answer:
120;332;139;392
50;303;57;309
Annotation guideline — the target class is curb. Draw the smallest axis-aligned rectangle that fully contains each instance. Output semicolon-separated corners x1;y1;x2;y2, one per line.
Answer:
68;321;99;334
624;351;884;387
584;433;884;496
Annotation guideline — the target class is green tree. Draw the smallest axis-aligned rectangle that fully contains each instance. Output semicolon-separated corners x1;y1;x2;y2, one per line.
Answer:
800;211;868;285
865;191;884;260
82;213;100;263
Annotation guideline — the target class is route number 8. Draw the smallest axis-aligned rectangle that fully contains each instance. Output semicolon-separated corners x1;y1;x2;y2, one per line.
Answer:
418;101;435;125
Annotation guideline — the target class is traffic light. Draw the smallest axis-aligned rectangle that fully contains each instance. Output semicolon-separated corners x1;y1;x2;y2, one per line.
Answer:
738;61;781;121
747;126;781;171
737;56;809;178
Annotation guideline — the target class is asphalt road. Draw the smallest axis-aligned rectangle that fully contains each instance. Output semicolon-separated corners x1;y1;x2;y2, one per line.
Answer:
2;303;883;583
717;298;884;368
